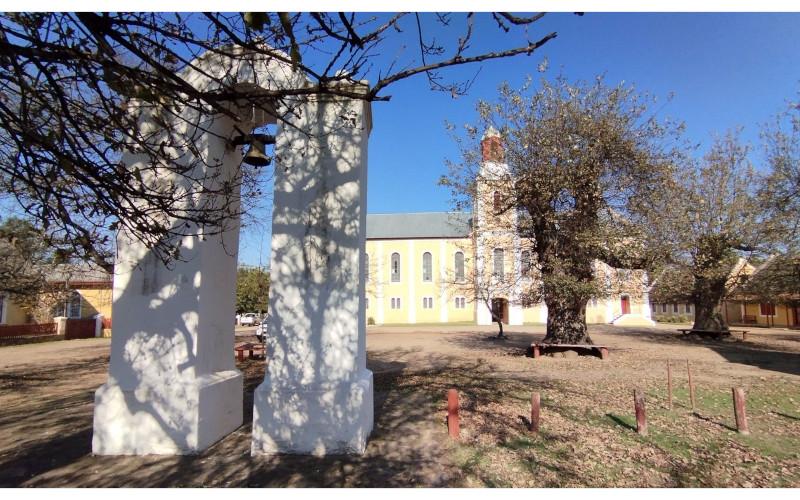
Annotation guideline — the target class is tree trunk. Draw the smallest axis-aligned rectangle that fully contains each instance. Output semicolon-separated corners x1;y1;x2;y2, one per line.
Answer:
495;319;505;338
692;275;729;332
543;297;592;344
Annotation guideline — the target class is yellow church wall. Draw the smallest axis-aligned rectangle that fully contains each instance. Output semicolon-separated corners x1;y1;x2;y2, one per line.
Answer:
366;237;475;324
444;238;474;323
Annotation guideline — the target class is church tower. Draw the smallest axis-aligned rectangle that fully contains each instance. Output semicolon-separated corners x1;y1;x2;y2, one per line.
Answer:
473;127;525;326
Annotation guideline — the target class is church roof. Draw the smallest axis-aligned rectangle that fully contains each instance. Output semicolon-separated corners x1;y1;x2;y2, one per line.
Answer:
366;212;472;239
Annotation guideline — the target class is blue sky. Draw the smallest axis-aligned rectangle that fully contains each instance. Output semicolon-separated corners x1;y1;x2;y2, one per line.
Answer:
238;12;800;266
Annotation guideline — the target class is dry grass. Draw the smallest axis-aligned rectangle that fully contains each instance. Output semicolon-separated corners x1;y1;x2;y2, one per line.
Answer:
0;325;799;487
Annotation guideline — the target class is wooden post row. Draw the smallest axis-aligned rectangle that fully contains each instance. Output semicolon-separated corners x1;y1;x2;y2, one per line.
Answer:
634;389;648;436
732;387;750;435
530;392;541;433
447;388;460;439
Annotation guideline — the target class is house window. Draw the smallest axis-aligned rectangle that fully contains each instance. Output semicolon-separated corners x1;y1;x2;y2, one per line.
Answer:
60;291;82;318
662;303;667;313
454;252;465;282
365;254;370;282
521;250;531;277
0;294;5;324
422;252;432;282
591;298;598;307
391;297;402;309
455;297;466;309
423;297;434;309
493;248;505;279
672;303;679;313
366;298;369;309
391;253;400;282
685;303;692;314
493;191;502;213
760;303;775;316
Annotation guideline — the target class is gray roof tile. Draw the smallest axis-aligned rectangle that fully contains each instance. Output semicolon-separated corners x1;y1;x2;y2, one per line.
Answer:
366;212;472;239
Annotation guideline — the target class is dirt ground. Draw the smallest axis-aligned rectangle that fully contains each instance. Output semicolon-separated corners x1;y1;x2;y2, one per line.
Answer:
1;323;798;487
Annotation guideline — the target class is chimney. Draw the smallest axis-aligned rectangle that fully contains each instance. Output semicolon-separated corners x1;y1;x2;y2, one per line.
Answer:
480;126;504;163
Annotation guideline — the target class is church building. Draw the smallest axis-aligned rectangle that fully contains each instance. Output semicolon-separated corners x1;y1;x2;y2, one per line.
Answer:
364;128;655;327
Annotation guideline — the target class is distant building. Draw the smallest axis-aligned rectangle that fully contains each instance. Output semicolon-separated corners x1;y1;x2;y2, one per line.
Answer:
0;263;112;326
364;128;655;327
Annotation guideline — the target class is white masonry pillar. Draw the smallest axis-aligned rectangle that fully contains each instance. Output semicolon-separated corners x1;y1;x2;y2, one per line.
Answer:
92;105;244;455
251;83;374;455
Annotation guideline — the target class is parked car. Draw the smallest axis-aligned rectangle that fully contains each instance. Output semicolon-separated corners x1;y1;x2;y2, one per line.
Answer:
240;313;259;326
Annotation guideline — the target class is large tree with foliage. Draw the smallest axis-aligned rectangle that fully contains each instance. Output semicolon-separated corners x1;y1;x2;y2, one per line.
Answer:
443;76;680;344
0;216;53;296
236;266;270;315
0;12;566;270
648;133;772;332
761;99;800;250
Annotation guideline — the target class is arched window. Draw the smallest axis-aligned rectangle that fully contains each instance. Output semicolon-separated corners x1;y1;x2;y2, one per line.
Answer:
493;191;502;213
521;250;531;277
422;252;432;282
493;248;505;279
365;253;370;282
454;251;465;282
391;252;400;282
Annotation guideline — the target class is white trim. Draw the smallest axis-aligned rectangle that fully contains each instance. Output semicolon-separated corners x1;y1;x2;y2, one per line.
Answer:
407;240;416;324
376;241;385;324
439;240;448;323
0;293;7;325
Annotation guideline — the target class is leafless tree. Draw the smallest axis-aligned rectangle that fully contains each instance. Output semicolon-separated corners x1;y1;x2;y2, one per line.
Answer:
0;12;563;271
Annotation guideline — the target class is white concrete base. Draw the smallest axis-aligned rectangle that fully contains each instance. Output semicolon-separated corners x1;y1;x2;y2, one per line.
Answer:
611;314;656;327
92;370;243;455
251;369;374;456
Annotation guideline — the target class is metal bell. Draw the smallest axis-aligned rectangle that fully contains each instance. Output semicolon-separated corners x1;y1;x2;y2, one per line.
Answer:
243;138;271;167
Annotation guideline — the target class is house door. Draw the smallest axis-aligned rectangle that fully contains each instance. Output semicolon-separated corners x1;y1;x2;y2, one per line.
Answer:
491;298;509;324
621;295;631;315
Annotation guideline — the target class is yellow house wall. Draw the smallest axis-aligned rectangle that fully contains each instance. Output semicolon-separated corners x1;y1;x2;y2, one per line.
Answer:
740;302;794;327
1;298;30;325
77;288;113;319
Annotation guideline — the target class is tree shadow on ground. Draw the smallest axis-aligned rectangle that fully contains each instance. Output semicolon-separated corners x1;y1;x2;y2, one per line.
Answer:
594;326;800;377
0;354;466;487
441;329;544;357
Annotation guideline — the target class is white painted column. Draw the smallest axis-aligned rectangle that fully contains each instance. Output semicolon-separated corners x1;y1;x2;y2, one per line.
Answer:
508;233;523;325
407;240;416;324
439;240;448;323
641;272;653;320
475;234;493;325
93;110;243;455
251;85;373;455
376;241;385;325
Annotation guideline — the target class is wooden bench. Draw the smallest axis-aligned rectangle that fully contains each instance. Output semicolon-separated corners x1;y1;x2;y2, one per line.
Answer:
530;343;609;360
677;329;749;340
234;342;266;361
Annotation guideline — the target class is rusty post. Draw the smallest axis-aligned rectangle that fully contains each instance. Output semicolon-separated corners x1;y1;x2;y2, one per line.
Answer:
687;360;696;412
447;389;460;439
732;387;750;435
634;389;647;436
530;392;541;433
667;361;673;410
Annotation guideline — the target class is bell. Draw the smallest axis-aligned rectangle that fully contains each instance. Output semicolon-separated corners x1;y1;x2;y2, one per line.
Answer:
243;139;271;167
